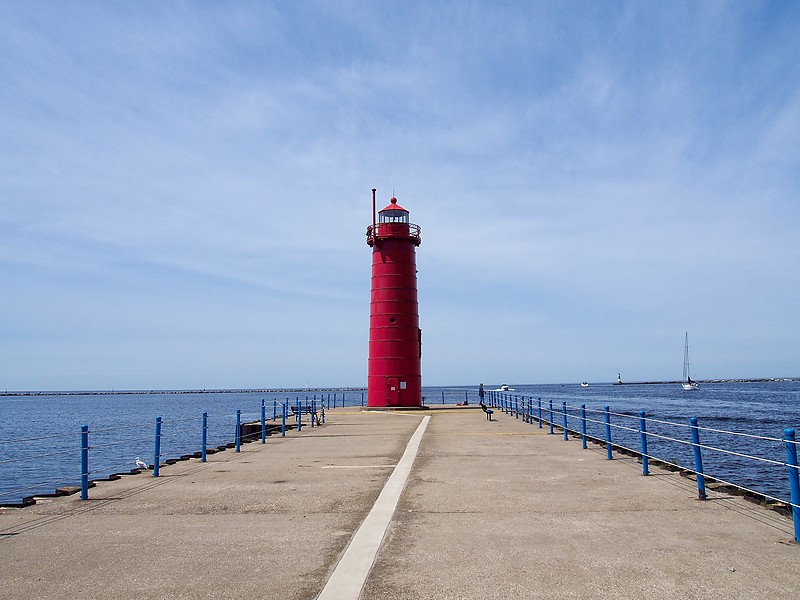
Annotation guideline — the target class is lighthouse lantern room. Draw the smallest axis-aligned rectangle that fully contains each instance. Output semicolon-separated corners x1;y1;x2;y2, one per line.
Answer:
366;189;422;408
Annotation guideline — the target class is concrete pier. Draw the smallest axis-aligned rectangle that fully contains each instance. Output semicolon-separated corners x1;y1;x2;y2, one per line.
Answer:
1;408;797;599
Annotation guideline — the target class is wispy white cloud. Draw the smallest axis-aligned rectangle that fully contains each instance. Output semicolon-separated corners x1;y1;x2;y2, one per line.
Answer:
1;1;798;389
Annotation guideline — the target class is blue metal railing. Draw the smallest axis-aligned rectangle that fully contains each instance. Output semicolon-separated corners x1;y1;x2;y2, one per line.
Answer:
1;397;328;507
486;391;800;542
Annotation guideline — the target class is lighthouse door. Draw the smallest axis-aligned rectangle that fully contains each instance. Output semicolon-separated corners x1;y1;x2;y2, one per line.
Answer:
386;377;400;406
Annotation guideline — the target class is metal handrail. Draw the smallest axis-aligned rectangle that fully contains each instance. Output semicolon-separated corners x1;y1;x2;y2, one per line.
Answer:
366;223;422;246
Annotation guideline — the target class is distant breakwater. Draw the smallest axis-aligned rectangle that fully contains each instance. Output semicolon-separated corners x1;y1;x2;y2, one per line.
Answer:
613;377;800;385
1;387;366;397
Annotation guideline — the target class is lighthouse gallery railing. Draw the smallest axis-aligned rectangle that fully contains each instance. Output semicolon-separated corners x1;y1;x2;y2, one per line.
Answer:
366;223;421;245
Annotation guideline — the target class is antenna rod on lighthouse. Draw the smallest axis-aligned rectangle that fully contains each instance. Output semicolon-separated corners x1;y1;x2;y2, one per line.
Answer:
371;188;377;241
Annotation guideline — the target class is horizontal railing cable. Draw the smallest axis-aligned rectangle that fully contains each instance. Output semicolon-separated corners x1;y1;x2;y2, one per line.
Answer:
635;429;702;447
604;409;641;420
0;447;77;465
89;438;153;450
4;431;83;443
636;451;799;510
682;423;786;443
3;477;79;496
85;423;153;434
629;428;788;467
690;442;786;467
639;415;695;429
564;405;795;455
604;422;641;435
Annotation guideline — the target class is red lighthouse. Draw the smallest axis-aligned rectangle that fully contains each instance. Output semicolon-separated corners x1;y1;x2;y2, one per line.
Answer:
366;189;423;408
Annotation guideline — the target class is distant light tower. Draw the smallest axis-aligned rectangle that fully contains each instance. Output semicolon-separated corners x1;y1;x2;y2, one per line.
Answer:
365;189;422;408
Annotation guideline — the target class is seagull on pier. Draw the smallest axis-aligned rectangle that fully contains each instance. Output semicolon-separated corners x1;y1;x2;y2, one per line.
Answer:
135;457;149;470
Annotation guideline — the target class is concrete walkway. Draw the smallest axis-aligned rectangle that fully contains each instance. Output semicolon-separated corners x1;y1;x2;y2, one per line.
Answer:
1;408;797;599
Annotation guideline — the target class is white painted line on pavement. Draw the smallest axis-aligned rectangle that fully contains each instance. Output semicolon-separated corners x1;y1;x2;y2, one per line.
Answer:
316;415;430;600
321;465;396;469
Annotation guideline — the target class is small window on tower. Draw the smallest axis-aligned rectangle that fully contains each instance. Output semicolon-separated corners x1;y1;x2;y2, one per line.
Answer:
389;317;396;323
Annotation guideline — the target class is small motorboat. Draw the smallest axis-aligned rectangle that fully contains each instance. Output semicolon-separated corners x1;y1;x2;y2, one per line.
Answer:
580;382;589;387
495;384;514;391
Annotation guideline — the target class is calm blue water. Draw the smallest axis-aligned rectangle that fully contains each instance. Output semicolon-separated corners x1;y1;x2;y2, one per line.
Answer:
1;382;798;506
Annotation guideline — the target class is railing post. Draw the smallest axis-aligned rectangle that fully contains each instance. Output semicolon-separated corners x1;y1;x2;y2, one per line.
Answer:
784;428;800;543
321;405;326;424
298;400;303;432
562;402;568;440
201;412;207;462
235;409;241;452
548;399;554;434
639;411;649;476
261;400;267;444
465;390;469;405
538;398;542;429
273;400;277;420
311;401;316;428
604;406;612;460
442;390;445;404
80;424;89;500
581;404;587;449
153;416;162;477
281;403;287;437
689;416;707;500
515;395;520;419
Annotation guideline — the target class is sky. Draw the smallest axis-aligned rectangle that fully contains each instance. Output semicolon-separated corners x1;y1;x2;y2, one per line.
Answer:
1;1;799;391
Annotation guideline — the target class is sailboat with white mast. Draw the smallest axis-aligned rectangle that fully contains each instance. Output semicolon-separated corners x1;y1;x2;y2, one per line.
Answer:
682;331;699;390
